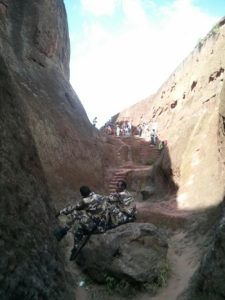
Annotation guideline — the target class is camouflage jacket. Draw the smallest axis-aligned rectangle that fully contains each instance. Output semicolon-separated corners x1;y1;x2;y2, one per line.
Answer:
108;189;136;216
59;192;108;218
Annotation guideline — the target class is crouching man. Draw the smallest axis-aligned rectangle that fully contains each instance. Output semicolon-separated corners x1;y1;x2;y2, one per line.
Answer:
108;180;137;228
54;186;109;260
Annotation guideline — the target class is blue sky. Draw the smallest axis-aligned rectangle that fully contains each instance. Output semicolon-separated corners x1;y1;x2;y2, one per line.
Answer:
64;0;223;127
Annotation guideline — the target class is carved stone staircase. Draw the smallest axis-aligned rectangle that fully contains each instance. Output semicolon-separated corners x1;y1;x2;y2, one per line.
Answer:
106;136;160;193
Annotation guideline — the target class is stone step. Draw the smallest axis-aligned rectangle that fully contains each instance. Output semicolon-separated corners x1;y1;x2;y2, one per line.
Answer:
105;136;161;193
109;178;122;182
136;202;191;230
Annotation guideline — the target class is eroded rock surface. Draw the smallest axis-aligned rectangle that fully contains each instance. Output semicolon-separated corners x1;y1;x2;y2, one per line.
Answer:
115;18;225;211
0;56;75;299
181;204;225;300
0;0;124;209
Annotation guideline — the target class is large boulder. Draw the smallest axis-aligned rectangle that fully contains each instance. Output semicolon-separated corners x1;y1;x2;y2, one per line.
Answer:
76;223;168;285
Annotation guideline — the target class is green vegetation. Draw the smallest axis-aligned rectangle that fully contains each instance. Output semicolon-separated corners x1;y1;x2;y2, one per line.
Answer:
103;261;171;296
196;23;220;52
157;261;171;287
105;275;133;295
210;24;220;36
143;260;171;294
81;261;171;298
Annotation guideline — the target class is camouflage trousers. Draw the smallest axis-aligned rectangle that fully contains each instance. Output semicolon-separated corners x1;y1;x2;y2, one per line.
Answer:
108;205;136;228
65;207;136;247
66;210;108;245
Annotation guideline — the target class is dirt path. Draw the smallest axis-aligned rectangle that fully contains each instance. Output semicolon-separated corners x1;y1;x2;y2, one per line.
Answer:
138;230;202;300
70;198;205;300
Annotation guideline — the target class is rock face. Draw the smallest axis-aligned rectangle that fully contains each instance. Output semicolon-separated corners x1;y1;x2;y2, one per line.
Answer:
0;1;114;299
0;2;134;298
76;223;168;285
112;18;225;300
0;57;75;298
115;18;225;211
0;0;120;209
182;204;225;300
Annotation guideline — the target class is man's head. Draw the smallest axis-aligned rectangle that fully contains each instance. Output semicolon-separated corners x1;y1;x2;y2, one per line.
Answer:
80;186;91;198
116;180;127;193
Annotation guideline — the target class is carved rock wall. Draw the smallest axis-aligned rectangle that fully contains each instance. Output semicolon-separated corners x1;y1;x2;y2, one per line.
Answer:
0;0;116;208
0;1;119;298
0;55;75;299
116;19;225;210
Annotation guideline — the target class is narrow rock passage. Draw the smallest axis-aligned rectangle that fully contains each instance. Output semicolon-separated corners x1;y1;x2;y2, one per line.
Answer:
72;136;205;300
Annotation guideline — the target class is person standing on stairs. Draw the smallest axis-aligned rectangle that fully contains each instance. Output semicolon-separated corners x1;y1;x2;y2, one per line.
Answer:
108;180;137;227
116;124;121;136
150;128;157;145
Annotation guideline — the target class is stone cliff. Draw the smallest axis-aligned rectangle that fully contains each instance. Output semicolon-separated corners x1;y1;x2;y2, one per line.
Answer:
0;0;124;210
114;18;225;211
0;1;139;298
112;17;225;300
0;1;122;299
0;55;75;299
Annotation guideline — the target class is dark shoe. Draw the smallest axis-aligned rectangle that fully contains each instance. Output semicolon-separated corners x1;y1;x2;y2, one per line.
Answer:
70;234;91;261
53;226;69;241
70;245;79;261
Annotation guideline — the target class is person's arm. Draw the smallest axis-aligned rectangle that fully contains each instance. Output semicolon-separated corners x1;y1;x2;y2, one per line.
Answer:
75;199;86;210
119;192;135;209
57;198;85;216
58;204;77;216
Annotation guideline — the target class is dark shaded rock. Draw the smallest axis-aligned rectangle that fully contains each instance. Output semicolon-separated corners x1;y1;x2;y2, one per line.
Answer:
183;206;225;300
0;56;75;299
151;146;178;198
76;223;168;285
141;185;156;200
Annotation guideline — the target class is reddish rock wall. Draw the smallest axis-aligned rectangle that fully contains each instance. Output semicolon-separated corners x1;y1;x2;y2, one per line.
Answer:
115;19;225;210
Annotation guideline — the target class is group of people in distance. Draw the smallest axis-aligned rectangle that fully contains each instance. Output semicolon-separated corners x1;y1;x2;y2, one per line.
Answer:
102;120;143;137
55;180;136;260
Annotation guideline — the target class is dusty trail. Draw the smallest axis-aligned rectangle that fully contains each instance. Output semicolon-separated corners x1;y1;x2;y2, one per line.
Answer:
138;230;202;300
70;198;205;300
136;199;204;300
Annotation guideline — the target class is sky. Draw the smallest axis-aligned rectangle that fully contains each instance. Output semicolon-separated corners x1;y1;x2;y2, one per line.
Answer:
64;0;224;128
